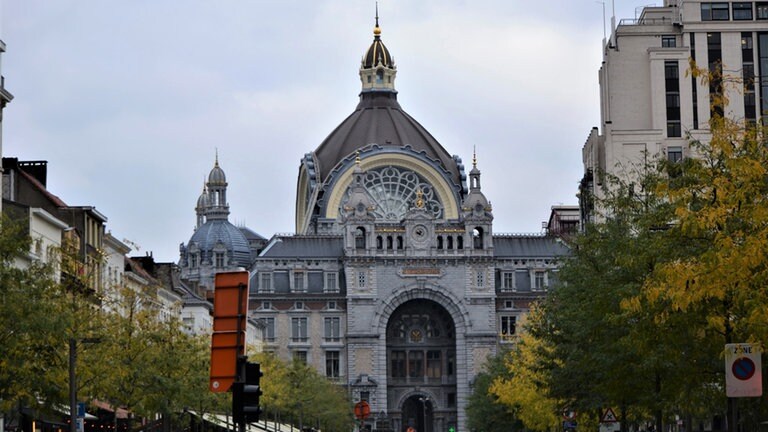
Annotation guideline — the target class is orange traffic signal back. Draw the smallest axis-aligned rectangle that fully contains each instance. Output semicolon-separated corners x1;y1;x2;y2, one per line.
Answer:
209;271;250;393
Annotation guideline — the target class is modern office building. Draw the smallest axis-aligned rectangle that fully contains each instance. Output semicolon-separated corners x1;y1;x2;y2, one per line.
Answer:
580;0;768;222
180;19;569;432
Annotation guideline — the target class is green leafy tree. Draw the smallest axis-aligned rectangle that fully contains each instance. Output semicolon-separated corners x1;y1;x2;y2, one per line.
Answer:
0;216;61;412
636;110;768;429
494;158;726;431
490;311;562;432
466;347;523;432
249;353;353;432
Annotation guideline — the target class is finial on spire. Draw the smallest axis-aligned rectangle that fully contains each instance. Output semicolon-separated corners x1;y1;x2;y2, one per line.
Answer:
356;150;362;166
215;148;219;167
473;146;477;169
415;188;424;209
374;2;381;36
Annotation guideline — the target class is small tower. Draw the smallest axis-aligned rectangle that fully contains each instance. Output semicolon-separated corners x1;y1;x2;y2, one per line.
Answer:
205;153;230;220
342;153;376;252
359;7;397;94
195;182;208;229
462;149;493;252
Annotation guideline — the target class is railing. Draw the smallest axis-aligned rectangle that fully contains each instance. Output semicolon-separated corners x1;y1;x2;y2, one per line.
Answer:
619;17;675;26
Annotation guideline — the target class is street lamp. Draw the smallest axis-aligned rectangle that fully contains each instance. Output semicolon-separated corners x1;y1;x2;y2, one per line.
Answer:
70;337;101;432
418;397;429;432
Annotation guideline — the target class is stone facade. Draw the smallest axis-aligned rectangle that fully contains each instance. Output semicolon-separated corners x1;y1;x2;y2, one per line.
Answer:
180;19;570;432
244;22;569;432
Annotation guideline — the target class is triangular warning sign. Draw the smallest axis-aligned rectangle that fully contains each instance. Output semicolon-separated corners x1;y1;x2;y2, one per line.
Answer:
601;408;618;423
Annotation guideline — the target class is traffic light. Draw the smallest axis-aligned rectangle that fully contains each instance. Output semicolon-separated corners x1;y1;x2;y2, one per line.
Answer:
233;361;263;424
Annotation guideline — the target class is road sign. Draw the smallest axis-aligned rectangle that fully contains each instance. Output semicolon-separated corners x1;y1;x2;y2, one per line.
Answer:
354;401;371;420
601;407;618;423
210;271;250;393
725;343;762;397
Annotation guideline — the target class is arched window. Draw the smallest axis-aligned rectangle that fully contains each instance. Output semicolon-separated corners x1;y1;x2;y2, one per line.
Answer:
397;236;404;250
376;69;384;84
376;236;383;250
457;235;464;249
473;227;484;249
355;227;366;249
447;236;453;250
437;236;444;249
387;236;393;250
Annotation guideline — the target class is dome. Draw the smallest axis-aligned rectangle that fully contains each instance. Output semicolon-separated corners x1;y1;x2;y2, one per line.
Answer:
188;219;251;267
363;30;393;68
313;93;462;187
196;190;208;209
208;160;227;185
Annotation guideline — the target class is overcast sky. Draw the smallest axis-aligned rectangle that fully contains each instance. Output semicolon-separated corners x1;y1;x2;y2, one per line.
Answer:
2;1;652;262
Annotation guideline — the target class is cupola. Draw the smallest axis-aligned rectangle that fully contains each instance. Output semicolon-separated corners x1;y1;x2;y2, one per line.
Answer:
359;9;397;94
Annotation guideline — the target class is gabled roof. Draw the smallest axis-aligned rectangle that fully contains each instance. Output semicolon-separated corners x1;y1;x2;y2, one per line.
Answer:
493;235;570;258
239;226;267;241
259;235;344;258
17;168;67;207
154;262;212;310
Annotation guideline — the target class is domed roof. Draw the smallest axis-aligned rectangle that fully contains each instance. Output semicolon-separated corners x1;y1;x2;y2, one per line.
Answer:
363;29;393;68
313;93;462;186
188;219;251;267
208;159;227;185
196;189;208;210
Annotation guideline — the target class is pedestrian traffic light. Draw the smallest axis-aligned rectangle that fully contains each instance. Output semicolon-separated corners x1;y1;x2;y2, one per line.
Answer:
233;361;263;424
448;425;456;432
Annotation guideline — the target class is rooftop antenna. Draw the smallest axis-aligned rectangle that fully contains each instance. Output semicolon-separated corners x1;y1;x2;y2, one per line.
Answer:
610;0;616;47
596;1;606;43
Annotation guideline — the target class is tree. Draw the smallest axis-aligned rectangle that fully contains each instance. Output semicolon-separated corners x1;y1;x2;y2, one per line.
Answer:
636;111;768;429
489;309;562;432
0;216;62;412
492;155;729;431
249;352;353;432
466;347;523;432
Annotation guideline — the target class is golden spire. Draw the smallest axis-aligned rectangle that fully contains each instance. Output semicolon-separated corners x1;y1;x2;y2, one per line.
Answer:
373;2;381;36
356;151;361;166
415;188;424;209
215;148;219;167
473;145;477;169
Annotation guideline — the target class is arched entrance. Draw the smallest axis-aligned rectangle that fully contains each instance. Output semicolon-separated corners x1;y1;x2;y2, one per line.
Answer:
401;395;432;432
386;300;456;432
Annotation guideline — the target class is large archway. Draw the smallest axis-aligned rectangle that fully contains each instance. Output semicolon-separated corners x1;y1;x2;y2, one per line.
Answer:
386;300;457;432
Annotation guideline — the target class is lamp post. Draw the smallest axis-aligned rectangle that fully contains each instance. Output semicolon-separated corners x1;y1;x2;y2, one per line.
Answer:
69;337;101;432
418;397;429;432
69;338;77;432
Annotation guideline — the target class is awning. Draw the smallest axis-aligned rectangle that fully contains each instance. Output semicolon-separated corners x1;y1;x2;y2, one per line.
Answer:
91;400;131;419
51;404;99;421
20;407;69;427
187;410;303;432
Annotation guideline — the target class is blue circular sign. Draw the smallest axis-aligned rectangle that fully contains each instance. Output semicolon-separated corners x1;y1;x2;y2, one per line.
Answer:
732;357;756;380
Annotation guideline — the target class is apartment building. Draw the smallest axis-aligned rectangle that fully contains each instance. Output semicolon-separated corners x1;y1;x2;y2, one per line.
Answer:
581;0;768;221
